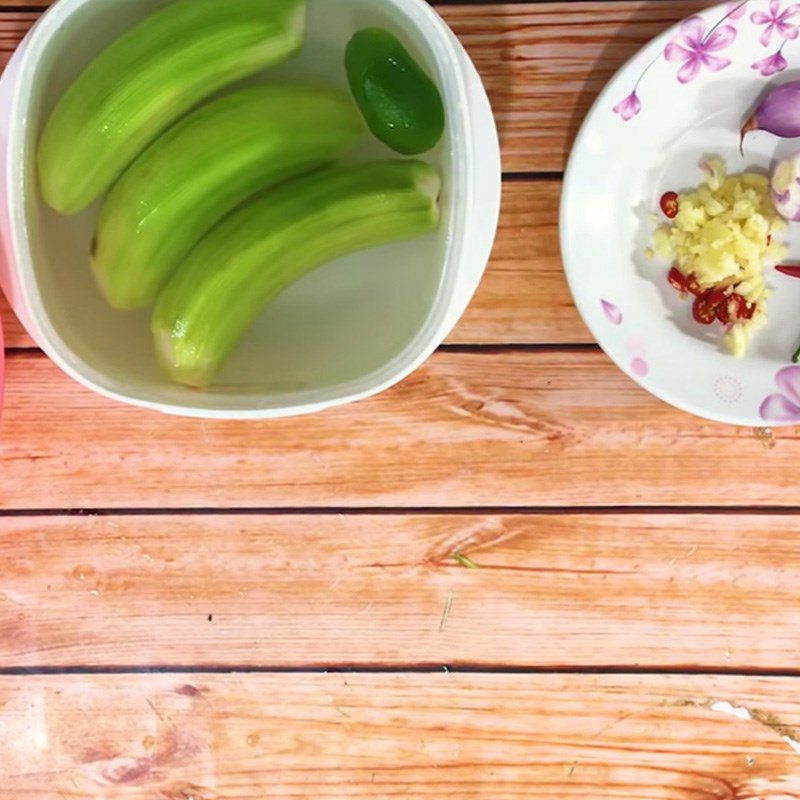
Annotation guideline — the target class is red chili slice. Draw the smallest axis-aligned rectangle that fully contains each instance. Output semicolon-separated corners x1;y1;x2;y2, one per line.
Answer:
685;274;702;296
667;266;686;293
776;264;800;278
707;288;727;307
742;300;756;320
716;293;746;325
693;291;722;325
660;191;679;219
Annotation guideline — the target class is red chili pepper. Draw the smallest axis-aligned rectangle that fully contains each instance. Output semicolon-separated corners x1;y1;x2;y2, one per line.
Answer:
667;266;686;293
776;264;800;278
660;191;679;219
716;297;733;325
708;288;727;306
716;293;746;325
685;274;702;296
693;290;723;325
742;300;756;320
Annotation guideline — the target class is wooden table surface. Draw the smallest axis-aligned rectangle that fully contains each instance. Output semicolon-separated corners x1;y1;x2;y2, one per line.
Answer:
3;1;800;797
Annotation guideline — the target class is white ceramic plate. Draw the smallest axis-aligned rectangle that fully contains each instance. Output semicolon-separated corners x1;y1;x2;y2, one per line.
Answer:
561;0;800;426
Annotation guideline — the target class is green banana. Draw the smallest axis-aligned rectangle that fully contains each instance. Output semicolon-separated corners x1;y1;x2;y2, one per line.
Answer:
153;160;441;388
38;0;306;215
92;84;363;310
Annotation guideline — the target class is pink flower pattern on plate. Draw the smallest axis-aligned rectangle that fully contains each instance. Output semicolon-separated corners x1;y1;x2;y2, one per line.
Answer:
664;16;737;84
751;0;800;47
760;366;800;422
726;1;749;21
600;300;623;325
612;91;642;121
751;48;789;74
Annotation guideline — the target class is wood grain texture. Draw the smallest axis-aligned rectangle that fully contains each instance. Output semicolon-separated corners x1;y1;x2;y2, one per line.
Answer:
1;180;589;350
2;512;800;669
0;13;31;59
0;351;791;511
456;179;590;344
1;673;800;797
441;0;710;172
0;2;796;791
0;293;25;349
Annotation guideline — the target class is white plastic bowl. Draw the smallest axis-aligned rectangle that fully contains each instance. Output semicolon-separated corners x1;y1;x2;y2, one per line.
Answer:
0;0;500;419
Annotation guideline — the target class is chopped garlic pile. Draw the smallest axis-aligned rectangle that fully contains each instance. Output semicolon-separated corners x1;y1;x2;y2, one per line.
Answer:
651;158;787;357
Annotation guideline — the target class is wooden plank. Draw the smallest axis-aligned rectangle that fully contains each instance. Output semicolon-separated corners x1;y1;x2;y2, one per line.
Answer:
0;14;33;70
0;4;713;171
455;179;590;344
1;673;800;797
0;350;791;510
1;179;589;350
0;294;27;349
3;512;800;669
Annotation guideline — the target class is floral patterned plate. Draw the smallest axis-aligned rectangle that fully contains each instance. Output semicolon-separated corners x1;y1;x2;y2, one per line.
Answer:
561;0;800;426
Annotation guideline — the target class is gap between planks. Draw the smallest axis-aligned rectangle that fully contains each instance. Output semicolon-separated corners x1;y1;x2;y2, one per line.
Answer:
3;665;800;678
5;505;800;518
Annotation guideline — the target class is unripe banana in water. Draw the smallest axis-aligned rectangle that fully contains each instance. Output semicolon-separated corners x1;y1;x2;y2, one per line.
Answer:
153;160;441;388
38;0;306;215
92;84;363;310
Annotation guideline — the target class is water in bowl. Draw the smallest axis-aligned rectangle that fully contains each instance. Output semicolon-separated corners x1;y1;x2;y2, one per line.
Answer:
23;0;451;409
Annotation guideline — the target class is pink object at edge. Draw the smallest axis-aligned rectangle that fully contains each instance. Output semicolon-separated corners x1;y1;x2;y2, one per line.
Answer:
0;305;4;424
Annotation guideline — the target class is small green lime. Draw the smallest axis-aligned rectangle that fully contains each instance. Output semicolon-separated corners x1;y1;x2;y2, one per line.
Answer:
345;27;445;156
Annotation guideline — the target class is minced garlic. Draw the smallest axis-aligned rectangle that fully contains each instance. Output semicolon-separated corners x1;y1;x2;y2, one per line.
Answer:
652;158;786;357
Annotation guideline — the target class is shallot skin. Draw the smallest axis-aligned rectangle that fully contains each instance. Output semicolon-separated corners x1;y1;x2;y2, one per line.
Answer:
771;154;800;222
742;81;800;153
